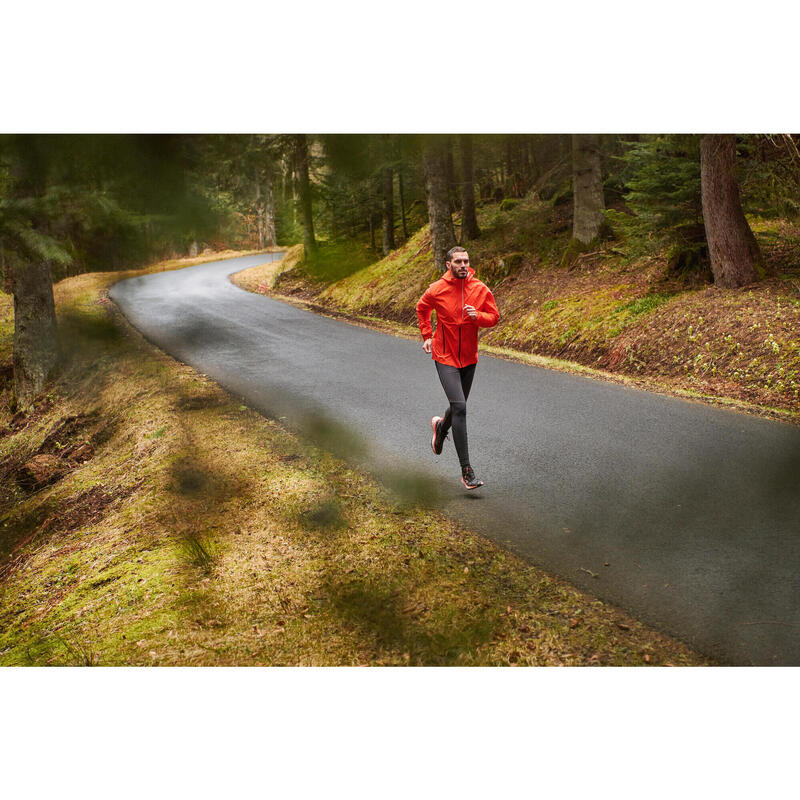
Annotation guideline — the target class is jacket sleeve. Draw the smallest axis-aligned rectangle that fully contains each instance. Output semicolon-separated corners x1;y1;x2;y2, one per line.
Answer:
475;287;500;328
416;286;436;339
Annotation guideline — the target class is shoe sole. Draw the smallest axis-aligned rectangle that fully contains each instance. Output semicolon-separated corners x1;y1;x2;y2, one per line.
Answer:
430;416;443;455
461;477;485;490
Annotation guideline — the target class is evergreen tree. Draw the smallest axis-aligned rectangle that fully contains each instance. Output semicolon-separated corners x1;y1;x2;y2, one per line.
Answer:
422;136;456;272
700;134;766;288
1;135;216;409
293;134;317;256
613;135;707;273
571;134;605;244
459;134;480;242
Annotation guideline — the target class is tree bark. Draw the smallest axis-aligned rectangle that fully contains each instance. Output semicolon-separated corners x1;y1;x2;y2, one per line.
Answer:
700;134;764;288
254;178;265;250
423;137;457;272
264;163;277;248
12;260;60;410
459;134;480;242
381;165;395;255
572;134;606;244
293;134;316;256
369;211;375;251
445;137;457;211
398;171;409;240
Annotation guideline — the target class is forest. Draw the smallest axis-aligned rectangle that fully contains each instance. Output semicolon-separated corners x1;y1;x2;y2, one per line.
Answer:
3;133;800;414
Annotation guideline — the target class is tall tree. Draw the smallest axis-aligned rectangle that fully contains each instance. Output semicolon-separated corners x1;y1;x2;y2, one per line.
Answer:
423;137;457;271
381;166;395;256
254;174;265;250
380;134;395;255
700;134;764;288
2;135;215;409
263;159;277;248
3;138;73;408
293;134;317;255
459;134;480;241
398;169;409;241
10;259;61;410
571;134;606;244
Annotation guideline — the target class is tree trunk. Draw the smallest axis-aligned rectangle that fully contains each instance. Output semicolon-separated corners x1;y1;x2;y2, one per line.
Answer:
293;134;316;256
700;134;764;288
264;164;277;248
423;137;457;272
445;137;457;212
381;165;395;255
12;260;60;410
369;211;375;251
572;134;606;244
459;134;480;242
398;171;409;240
254;178;265;250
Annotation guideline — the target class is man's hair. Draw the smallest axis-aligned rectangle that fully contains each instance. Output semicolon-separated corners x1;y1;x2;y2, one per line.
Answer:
446;246;468;263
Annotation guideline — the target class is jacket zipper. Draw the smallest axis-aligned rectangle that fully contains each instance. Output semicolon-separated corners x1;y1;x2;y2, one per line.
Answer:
458;280;464;366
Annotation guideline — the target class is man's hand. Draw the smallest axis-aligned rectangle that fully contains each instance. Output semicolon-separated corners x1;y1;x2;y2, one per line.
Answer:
422;338;432;354
464;304;478;320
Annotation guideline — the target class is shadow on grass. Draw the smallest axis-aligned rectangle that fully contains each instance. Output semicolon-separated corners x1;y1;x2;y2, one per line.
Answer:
318;576;497;664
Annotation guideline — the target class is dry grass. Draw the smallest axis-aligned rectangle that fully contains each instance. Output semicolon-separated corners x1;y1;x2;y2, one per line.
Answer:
0;255;711;666
228;245;303;294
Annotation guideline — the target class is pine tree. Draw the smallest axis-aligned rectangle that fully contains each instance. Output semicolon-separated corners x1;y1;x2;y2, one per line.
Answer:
422;136;457;271
614;135;707;273
459;134;480;242
700;134;765;288
571;134;606;244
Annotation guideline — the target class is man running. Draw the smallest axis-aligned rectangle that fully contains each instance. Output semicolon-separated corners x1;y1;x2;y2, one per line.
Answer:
416;246;500;489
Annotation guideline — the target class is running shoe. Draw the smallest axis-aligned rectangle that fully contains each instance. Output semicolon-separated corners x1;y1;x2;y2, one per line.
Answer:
430;416;447;455
461;464;484;490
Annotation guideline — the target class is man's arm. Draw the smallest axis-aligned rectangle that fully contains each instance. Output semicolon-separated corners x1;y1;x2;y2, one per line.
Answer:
473;288;500;328
416;287;436;340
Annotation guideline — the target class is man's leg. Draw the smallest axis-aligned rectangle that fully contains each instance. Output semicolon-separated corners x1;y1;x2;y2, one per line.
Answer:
435;362;472;467
459;363;476;402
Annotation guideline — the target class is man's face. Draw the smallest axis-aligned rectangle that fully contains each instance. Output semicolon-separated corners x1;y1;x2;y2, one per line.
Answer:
447;251;470;279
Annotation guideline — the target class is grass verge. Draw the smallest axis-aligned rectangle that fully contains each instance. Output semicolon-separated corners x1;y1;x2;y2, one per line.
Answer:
0;255;711;665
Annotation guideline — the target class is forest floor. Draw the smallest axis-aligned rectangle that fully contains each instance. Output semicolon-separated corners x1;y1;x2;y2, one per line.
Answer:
234;197;800;425
0;254;711;666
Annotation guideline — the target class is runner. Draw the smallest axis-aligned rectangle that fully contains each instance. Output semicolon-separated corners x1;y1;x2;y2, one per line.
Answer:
416;246;500;489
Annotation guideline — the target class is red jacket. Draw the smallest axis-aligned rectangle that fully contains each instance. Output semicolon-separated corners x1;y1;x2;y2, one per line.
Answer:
416;268;500;367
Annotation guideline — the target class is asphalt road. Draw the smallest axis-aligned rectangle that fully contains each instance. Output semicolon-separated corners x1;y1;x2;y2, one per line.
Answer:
109;254;800;665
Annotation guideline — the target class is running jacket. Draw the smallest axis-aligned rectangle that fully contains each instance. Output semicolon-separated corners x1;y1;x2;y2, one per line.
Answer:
416;267;500;367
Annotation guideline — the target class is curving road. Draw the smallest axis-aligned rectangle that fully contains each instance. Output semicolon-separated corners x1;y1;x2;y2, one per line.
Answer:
110;254;800;665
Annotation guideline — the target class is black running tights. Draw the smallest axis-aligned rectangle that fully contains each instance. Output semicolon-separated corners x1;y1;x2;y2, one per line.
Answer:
434;361;476;467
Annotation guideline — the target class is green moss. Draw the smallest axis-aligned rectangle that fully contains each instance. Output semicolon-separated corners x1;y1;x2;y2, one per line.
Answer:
613;294;674;317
